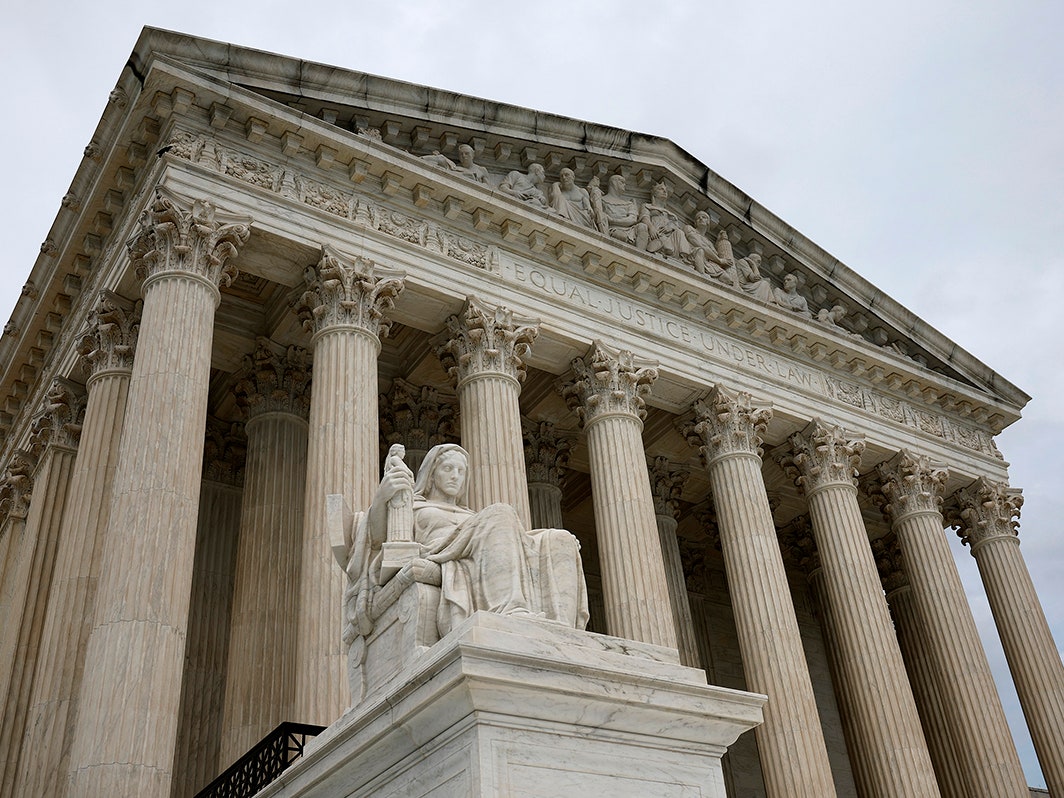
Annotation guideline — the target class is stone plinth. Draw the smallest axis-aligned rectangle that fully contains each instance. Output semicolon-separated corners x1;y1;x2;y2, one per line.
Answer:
257;612;764;798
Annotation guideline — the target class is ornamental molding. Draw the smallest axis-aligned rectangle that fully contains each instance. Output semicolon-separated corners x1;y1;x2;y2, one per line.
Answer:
295;245;405;339
866;450;949;523
435;296;539;385
947;477;1022;550
233;337;312;420
683;385;772;462
779;419;866;494
562;340;658;426
523;420;573;488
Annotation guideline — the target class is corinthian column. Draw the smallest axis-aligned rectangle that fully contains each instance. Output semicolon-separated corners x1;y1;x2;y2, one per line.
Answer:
436;297;538;527
871;535;968;798
380;377;457;474
523;420;572;529
295;246;404;725
685;388;836;798
647;456;700;667
0;381;84;796
14;294;138;798
221;339;310;765
870;452;1028;796
68;190;250;798
780;420;939;797
562;341;676;648
950;478;1064;794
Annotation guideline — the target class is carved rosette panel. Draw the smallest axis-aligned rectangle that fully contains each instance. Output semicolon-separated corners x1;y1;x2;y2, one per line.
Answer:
435;297;539;385
0;450;35;523
202;416;247;486
296;245;405;339
380;377;457;452
77;292;141;377
127;189;251;289
233;338;311;420
562;341;658;426
867;450;948;523
947;477;1022;550
870;534;908;594
777;515;821;575
523;420;572;487
29;380;86;457
683;385;771;463
780;420;866;494
648;456;687;520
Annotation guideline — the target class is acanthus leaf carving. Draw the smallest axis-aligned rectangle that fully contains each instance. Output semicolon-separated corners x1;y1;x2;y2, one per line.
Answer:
523;420;573;488
77;291;140;377
562;340;657;425
870;534;908;594
202;416;247;486
29;379;86;456
296;245;405;339
233;337;312;420
436;297;539;385
0;450;36;523
380;377;457;454
867;450;948;523
947;477;1022;551
777;514;821;576
779;419;865;494
648;456;688;520
683;384;772;462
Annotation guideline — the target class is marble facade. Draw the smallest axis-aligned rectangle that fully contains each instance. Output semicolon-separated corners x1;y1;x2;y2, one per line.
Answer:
1;26;1062;798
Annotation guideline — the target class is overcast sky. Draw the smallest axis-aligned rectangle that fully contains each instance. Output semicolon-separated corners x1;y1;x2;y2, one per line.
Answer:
3;0;1061;788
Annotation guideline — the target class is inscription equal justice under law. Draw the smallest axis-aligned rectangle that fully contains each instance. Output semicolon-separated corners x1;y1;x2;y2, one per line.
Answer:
503;258;826;394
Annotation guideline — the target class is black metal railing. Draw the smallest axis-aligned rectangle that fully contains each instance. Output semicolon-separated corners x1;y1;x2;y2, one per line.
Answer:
194;722;326;798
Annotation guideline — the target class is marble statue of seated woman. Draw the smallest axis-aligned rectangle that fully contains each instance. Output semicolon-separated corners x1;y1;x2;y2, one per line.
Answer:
359;443;589;637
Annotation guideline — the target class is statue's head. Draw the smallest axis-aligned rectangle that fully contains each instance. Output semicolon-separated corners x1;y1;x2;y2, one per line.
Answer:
415;443;470;504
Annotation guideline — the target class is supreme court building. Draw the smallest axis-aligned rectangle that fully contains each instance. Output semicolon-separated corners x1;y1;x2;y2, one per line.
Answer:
1;27;1062;798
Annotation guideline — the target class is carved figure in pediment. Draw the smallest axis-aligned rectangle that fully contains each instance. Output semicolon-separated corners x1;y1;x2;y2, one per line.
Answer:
499;163;548;208
421;143;489;184
637;181;691;259
772;273;812;317
684;211;737;285
586;175;610;234
550;168;595;229
349;443;588;639
600;174;643;245
736;253;775;302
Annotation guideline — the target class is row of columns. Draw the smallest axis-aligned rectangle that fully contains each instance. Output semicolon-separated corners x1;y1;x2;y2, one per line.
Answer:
0;189;1060;797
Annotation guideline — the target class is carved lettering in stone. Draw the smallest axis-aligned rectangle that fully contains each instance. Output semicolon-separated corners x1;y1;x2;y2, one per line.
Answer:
947;477;1022;550
562;340;658;425
523;421;572;488
684;385;772;462
436;297;539;385
233;337;311;420
648;456;688;520
380;378;457;454
202;416;246;486
296;246;405;339
0;451;35;523
78;292;140;377
128;189;251;289
868;450;948;522
29;380;86;456
780;420;866;493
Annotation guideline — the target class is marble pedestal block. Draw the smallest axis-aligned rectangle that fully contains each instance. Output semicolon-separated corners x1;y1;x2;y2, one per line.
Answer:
257;612;764;798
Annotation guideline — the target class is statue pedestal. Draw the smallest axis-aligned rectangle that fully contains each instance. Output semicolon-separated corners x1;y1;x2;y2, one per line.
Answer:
259;612;764;797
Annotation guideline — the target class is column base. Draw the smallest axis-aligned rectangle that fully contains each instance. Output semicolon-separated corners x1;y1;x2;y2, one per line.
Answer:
258;612;765;797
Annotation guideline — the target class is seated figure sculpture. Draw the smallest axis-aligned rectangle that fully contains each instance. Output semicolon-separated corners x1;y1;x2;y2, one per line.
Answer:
344;443;589;651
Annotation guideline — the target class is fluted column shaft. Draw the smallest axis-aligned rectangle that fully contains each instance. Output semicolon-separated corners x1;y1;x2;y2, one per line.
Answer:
0;389;81;795
528;483;564;529
69;192;250;797
688;389;836;798
873;453;1027;796
296;248;403;724
223;408;308;762
783;422;939;797
953;478;1064;795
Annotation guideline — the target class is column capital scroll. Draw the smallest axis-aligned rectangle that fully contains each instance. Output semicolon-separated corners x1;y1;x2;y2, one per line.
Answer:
867;450;949;523
77;291;141;379
947;477;1022;551
0;450;35;524
648;456;688;520
777;515;822;576
435;296;539;386
683;385;771;462
381;377;458;455
128;188;251;291
779;419;866;494
29;379;86;458
523;420;573;488
561;340;657;426
202;416;247;486
233;337;312;420
870;534;909;595
296;245;406;341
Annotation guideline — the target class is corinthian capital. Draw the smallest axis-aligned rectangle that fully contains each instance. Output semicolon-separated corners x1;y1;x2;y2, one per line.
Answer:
30;379;86;456
870;534;908;594
683;385;771;462
777;514;821;575
867;450;949;524
648;456;688;520
947;477;1022;550
0;450;35;523
233;337;311;420
562;340;658;426
435;297;539;385
523;420;572;487
78;291;140;377
779;419;865;494
381;378;457;452
128;188;251;289
296;245;405;339
202;416;247;486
